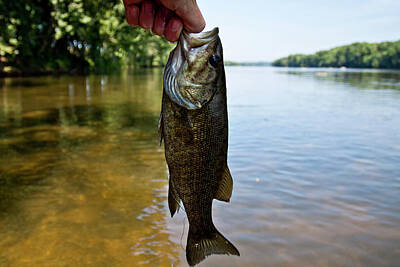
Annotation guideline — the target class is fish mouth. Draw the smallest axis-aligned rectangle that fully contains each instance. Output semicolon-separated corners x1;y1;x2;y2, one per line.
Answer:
181;27;219;48
164;27;220;110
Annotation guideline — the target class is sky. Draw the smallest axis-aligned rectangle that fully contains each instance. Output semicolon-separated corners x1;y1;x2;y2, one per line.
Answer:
197;0;400;62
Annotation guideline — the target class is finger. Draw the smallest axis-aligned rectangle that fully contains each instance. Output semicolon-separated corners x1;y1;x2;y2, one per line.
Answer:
152;6;172;36
139;0;156;30
164;17;183;42
125;4;139;26
123;0;144;7
161;0;205;33
177;1;205;33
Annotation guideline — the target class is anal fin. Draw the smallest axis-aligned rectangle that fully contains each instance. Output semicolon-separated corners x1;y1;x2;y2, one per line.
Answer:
168;178;180;217
215;166;233;202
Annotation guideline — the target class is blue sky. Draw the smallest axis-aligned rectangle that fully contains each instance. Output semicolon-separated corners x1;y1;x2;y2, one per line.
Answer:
197;0;400;61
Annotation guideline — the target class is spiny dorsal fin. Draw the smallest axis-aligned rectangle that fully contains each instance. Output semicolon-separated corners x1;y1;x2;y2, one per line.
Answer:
215;166;233;202
168;178;180;217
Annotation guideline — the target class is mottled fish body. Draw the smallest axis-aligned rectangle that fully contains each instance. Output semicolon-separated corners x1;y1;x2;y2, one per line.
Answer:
159;28;239;266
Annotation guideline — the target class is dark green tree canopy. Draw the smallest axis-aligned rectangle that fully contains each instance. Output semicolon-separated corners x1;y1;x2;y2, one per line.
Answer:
0;0;174;75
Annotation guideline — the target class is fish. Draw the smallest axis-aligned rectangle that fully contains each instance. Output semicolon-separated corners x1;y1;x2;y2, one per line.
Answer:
159;27;240;266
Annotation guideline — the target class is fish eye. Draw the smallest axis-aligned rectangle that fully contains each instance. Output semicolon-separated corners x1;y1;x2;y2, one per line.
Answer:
209;54;221;68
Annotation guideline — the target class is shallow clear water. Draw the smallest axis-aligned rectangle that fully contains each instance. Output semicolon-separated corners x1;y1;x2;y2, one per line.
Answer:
1;67;399;266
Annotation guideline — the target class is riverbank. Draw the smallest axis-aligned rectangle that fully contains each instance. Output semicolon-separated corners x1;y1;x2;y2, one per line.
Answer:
273;40;400;69
0;65;166;78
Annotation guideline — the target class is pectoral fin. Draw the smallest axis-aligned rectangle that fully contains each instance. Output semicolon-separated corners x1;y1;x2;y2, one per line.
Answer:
215;167;233;202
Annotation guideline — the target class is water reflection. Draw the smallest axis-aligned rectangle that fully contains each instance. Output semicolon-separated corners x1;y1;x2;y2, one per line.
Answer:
0;70;182;266
1;67;400;266
278;68;400;90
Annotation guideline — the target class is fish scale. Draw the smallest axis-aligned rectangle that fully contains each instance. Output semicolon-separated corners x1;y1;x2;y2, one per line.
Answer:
159;28;239;266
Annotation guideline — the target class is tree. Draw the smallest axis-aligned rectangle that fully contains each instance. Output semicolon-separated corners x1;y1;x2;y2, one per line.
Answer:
272;40;400;69
0;0;174;75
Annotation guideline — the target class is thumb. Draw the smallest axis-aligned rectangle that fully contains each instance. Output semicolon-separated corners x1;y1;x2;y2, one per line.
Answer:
162;0;205;33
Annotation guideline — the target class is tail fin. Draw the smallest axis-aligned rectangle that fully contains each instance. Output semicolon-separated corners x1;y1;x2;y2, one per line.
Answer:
186;225;240;266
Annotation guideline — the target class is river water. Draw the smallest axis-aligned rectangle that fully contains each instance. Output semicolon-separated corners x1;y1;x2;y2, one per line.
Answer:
0;67;399;266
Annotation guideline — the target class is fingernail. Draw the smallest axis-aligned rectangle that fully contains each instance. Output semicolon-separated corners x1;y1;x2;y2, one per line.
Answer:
130;6;137;17
141;1;154;29
171;20;181;32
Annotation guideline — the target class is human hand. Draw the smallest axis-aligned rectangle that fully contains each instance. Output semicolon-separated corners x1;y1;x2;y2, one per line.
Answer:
123;0;205;42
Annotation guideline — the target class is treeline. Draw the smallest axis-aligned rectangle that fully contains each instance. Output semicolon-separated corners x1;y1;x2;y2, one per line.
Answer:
0;0;174;75
273;40;400;69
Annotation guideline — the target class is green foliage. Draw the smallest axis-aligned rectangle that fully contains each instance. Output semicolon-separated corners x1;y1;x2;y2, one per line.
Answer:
273;40;400;69
0;0;174;74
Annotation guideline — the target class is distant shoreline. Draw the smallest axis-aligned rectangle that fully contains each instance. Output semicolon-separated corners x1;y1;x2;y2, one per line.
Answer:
272;40;400;69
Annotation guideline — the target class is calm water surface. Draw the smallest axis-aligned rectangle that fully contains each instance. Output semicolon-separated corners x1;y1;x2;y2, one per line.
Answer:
1;67;399;266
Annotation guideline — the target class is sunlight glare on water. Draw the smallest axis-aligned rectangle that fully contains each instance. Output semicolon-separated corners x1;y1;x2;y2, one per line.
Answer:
1;67;400;266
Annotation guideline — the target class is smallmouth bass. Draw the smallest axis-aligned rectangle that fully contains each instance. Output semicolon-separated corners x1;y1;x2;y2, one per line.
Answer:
159;27;239;266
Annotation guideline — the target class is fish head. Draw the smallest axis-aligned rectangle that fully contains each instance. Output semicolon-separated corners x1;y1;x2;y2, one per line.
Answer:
164;27;224;109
